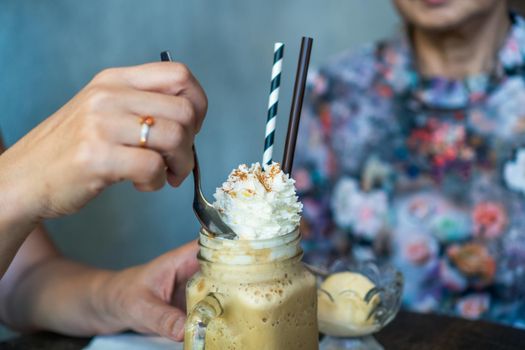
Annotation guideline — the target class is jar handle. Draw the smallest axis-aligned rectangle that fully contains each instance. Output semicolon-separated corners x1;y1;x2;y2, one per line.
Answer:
185;293;223;350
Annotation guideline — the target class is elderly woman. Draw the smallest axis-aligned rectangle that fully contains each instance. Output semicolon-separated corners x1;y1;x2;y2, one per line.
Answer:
296;0;525;327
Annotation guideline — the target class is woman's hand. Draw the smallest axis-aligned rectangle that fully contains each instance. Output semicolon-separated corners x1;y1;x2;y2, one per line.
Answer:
98;241;200;341
0;230;200;341
0;62;207;222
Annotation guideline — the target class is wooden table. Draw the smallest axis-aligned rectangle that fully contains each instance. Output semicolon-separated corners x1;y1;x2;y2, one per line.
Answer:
1;311;524;349
376;311;525;350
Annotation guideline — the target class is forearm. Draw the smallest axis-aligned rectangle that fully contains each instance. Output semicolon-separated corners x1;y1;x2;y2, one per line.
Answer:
3;257;125;336
0;220;35;277
0;158;41;277
0;226;198;341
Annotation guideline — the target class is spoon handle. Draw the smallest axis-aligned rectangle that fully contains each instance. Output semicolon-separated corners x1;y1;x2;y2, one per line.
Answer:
192;145;201;204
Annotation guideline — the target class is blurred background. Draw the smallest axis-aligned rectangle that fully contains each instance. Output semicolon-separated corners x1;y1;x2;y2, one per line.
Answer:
0;0;400;269
1;0;524;266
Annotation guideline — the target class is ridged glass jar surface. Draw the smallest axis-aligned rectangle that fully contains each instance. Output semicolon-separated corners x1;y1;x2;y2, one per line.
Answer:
184;228;318;350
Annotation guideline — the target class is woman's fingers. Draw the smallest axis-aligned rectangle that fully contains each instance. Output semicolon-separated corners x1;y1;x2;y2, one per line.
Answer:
78;80;201;188
103;143;193;190
94;62;207;132
165;144;194;187
87;88;198;134
104;146;167;191
101;114;194;186
132;295;187;341
103;113;191;152
78;62;207;192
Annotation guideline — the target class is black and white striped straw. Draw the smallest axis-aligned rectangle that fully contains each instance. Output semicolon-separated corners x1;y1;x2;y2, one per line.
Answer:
263;42;284;166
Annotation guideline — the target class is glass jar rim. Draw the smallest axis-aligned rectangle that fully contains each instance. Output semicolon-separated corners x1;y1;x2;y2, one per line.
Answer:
198;227;302;265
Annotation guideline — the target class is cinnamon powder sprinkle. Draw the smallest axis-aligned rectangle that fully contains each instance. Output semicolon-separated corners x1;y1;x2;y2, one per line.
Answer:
268;163;281;178
231;169;248;181
225;163;284;193
255;169;272;192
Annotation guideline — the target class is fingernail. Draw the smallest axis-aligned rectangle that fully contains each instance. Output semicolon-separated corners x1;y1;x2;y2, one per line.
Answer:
173;316;186;340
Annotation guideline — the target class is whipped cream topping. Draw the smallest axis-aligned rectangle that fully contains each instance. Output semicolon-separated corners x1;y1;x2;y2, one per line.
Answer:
213;162;302;240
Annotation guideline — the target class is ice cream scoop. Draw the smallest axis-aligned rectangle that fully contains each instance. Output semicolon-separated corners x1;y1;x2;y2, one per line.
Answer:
318;272;381;337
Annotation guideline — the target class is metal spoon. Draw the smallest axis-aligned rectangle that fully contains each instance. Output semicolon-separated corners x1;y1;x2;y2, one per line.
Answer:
160;51;236;239
191;146;236;239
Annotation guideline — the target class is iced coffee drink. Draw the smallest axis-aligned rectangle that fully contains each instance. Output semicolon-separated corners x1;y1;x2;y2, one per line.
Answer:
184;163;318;350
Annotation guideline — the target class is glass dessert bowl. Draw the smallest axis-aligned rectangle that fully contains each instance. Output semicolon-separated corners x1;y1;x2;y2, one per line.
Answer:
314;260;403;350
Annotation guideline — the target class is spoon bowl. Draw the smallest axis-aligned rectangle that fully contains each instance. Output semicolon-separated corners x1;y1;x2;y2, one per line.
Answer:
191;147;237;239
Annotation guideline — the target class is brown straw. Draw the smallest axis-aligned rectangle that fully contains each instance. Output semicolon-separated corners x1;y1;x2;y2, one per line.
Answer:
282;36;313;174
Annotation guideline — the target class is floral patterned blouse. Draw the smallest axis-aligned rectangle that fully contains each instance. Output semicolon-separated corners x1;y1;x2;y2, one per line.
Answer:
295;13;525;328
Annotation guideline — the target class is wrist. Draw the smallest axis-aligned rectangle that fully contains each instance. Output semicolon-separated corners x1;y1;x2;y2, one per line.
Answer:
0;179;40;242
0;155;43;233
90;269;130;333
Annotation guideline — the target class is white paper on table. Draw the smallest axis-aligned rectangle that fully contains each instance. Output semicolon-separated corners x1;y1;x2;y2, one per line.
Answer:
83;333;183;350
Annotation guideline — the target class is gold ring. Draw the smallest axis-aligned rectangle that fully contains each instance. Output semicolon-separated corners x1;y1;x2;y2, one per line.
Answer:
139;116;155;147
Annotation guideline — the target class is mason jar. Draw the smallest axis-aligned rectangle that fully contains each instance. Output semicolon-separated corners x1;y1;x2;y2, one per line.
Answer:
184;227;318;350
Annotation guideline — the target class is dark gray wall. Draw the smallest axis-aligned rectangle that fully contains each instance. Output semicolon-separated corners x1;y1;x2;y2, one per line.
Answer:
0;0;399;269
